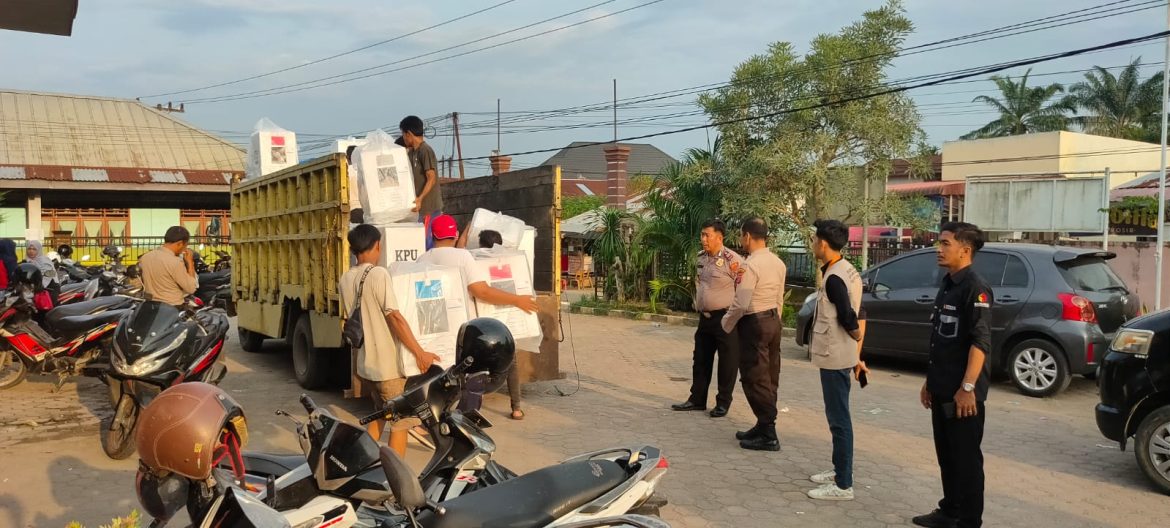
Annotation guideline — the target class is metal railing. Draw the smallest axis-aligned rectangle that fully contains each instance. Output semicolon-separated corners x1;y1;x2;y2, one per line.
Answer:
9;236;231;266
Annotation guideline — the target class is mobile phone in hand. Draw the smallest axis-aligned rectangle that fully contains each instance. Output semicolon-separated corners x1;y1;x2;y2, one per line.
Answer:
858;370;868;388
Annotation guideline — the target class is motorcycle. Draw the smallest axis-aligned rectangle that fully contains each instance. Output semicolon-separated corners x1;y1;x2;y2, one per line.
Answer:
179;319;667;527
101;298;230;459
0;281;138;391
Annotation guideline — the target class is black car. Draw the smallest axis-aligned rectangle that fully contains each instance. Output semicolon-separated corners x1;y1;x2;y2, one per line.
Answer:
796;244;1141;397
1096;309;1170;495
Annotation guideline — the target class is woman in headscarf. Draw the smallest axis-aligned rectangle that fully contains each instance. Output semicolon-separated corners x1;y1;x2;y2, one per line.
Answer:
24;240;59;290
0;239;17;289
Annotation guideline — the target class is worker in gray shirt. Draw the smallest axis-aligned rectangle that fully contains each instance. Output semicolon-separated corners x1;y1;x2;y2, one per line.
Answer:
722;216;787;452
672;219;743;418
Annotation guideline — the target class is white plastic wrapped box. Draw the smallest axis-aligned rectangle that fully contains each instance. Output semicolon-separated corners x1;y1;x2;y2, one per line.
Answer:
471;248;543;352
376;223;426;267
355;129;417;225
246;118;299;179
387;261;470;376
465;209;526;250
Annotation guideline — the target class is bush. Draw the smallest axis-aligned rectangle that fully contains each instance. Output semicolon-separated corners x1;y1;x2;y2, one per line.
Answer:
66;510;141;528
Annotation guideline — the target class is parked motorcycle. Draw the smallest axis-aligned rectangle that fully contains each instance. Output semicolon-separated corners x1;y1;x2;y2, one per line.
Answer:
164;319;667;527
101;297;230;459
0;264;138;390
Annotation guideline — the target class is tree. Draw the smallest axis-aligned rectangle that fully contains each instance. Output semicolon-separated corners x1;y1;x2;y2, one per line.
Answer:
961;69;1072;139
699;0;925;247
561;195;604;219
1066;58;1163;142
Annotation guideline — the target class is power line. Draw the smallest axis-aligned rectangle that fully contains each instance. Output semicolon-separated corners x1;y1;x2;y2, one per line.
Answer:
178;0;658;104
139;0;517;100
447;30;1170;163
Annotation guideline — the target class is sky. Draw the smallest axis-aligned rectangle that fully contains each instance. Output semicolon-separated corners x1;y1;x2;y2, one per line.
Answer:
1;0;1167;175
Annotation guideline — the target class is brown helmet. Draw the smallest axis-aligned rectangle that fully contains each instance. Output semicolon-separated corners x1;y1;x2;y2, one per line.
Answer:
135;382;248;480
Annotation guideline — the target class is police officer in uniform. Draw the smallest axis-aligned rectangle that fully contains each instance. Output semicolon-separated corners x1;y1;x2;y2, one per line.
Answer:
722;217;787;451
672;219;743;418
912;222;992;528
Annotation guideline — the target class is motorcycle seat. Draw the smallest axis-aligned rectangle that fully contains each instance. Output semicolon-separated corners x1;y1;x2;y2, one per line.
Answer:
50;308;128;336
239;452;306;478
45;295;134;332
60;281;89;293
416;459;626;528
198;270;231;286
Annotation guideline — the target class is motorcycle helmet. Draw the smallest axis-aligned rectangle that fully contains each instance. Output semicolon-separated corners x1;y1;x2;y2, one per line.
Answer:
456;318;515;392
56;244;73;260
13;263;43;292
136;382;248;481
135;465;190;523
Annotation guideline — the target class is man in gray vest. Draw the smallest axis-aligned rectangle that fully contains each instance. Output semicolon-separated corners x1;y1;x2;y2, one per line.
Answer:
806;219;864;501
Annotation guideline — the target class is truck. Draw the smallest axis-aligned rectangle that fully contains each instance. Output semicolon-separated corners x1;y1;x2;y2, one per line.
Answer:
231;154;353;389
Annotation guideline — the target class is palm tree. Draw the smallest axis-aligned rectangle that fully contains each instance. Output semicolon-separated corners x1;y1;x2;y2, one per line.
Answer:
961;69;1073;140
1066;58;1163;142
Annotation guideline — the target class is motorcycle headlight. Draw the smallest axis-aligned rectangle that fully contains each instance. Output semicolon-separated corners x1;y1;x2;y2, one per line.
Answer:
117;329;189;376
1110;328;1154;356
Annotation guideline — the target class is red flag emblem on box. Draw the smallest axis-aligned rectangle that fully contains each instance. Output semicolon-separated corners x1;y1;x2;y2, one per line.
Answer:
271;136;286;146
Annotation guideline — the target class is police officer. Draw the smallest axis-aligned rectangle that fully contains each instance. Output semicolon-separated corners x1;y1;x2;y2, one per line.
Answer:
912;222;992;528
672;219;743;418
722;217;787;451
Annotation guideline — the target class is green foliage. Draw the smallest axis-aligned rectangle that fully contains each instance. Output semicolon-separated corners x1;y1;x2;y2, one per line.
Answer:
700;1;925;250
562;195;604;220
66;510;141;528
961;68;1073;139
589;208;651;302
1066;58;1164;142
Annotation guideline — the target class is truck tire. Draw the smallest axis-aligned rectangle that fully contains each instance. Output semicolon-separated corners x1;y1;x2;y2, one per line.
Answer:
238;327;266;353
1008;339;1070;398
291;314;328;389
1135;405;1170;495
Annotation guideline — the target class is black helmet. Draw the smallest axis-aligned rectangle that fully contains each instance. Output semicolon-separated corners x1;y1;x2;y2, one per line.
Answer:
13;263;42;291
456;318;515;392
135;466;189;524
56;244;73;259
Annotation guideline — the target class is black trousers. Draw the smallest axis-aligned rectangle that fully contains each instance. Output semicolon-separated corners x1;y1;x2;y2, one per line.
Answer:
736;309;782;427
688;309;739;408
931;398;985;528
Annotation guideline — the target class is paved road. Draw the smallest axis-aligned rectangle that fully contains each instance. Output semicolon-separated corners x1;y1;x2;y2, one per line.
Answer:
1;313;1168;527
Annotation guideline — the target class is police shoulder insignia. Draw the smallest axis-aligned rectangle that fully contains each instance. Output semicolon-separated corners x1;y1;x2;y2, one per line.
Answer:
716;258;725;267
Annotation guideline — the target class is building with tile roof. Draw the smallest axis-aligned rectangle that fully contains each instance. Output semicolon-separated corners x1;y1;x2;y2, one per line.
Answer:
0;89;244;244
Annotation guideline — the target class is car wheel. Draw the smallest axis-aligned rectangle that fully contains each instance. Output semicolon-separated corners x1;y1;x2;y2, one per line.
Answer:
291;314;328;389
238;327;266;353
1008;339;1070;398
1136;406;1170;495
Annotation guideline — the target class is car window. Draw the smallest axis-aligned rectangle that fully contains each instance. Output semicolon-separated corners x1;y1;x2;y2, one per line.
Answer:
972;252;1007;287
1057;258;1128;293
1002;255;1030;288
873;253;940;292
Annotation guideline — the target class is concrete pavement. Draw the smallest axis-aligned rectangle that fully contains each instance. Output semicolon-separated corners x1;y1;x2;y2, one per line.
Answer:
1;312;1168;527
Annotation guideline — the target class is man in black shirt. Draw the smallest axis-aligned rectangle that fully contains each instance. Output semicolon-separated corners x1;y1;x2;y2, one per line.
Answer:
400;115;443;249
913;222;992;528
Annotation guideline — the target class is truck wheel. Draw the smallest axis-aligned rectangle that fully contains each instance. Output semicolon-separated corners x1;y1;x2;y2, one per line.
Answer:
1008;339;1070;398
238;327;266;353
291;314;328;389
1135;406;1170;495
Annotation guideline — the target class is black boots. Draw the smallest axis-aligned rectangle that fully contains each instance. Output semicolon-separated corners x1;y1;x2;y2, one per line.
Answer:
736;425;780;451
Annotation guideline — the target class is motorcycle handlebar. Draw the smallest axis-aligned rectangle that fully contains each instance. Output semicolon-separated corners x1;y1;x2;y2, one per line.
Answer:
299;394;318;414
358;406;390;426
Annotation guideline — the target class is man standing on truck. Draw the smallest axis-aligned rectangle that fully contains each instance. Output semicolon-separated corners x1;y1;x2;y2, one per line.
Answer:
400;116;442;250
140;226;198;306
340;224;441;457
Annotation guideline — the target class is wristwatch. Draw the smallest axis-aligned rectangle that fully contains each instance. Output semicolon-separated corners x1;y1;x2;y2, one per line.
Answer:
962;382;975;393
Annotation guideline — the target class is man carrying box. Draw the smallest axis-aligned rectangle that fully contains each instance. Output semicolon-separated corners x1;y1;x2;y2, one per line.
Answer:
418;214;539;411
400;116;442;250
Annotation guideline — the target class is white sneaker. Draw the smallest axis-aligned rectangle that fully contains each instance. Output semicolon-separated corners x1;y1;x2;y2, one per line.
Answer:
810;469;836;485
807;483;854;501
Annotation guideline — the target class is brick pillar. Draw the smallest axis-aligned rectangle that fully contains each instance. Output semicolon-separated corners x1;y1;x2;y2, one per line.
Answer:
603;144;631;210
490;154;512;176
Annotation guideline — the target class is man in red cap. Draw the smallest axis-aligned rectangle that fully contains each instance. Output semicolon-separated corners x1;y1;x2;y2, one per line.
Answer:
418;214;539;411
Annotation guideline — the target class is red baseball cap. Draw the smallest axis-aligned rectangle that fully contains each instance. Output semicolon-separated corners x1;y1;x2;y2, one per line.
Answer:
430;214;458;240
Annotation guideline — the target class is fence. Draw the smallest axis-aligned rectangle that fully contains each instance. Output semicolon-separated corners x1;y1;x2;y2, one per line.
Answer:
8;236;231;266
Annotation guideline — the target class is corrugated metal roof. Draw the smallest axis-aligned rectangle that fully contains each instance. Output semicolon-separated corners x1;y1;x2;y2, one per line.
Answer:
0;90;245;175
540;142;676;180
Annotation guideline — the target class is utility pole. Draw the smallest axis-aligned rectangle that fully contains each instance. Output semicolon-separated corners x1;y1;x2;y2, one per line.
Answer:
613;79;618;143
1157;4;1169;311
452;112;466;180
497;98;502;153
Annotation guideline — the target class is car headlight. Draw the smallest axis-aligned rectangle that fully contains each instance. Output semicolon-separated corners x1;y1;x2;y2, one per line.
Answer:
1110;328;1154;356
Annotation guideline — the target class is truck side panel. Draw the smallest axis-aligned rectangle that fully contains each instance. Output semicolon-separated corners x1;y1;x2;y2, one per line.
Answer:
231;154;351;348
